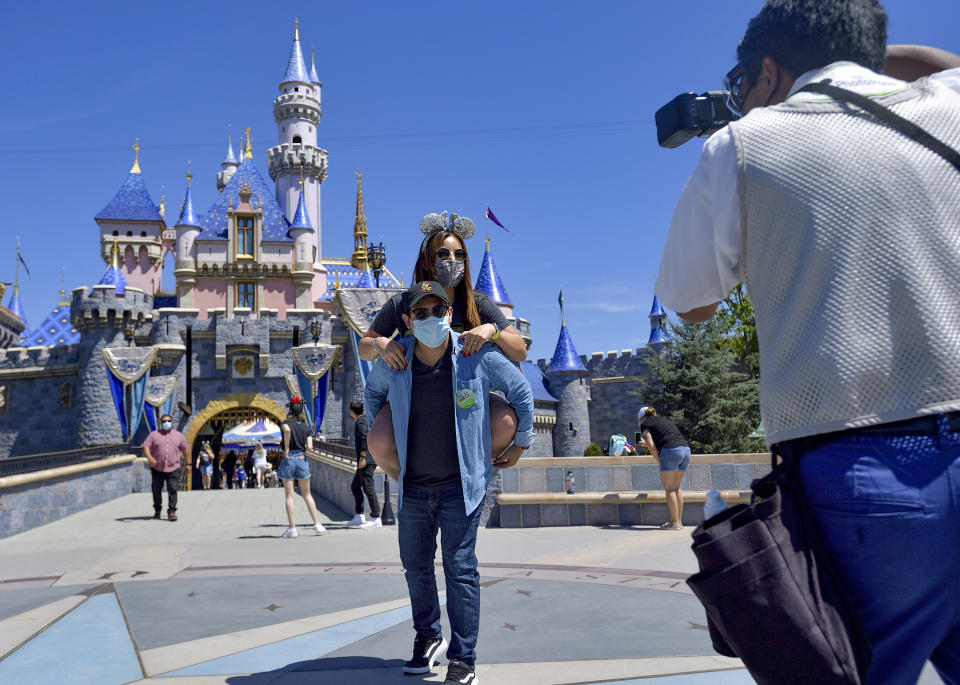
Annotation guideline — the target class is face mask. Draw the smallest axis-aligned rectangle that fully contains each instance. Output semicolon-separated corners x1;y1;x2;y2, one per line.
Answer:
433;259;464;288
412;316;451;348
161;421;172;431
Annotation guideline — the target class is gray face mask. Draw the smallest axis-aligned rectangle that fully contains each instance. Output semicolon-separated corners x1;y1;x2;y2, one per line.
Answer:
434;259;464;288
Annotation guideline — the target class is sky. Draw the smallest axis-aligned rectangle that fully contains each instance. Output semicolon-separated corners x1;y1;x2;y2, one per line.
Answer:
1;0;957;362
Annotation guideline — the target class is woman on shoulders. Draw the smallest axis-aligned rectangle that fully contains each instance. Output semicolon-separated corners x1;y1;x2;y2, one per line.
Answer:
358;211;527;480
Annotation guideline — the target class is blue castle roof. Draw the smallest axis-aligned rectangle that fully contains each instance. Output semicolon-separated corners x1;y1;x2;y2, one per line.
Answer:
547;324;587;373
6;290;27;336
176;185;200;227
474;240;512;305
223;138;238;165
355;269;376;289
95;172;163;222
650;295;666;317
287;186;313;233
648;326;670;345
196;158;293;242
281;32;310;85
317;261;402;301
98;264;127;295
22;298;79;347
520;362;558;403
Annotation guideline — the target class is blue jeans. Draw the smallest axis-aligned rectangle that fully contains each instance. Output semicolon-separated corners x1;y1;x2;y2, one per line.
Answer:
785;414;960;685
659;445;691;472
398;484;482;666
277;451;310;480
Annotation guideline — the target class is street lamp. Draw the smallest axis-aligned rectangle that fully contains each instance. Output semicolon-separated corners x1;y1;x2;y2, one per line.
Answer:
310;317;321;345
122;319;136;347
368;242;386;288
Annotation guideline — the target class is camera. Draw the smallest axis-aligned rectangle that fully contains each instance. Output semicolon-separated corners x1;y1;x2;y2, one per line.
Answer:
655;91;738;148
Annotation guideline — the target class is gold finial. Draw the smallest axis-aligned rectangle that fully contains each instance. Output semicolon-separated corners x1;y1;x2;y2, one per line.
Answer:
351;169;369;269
400;272;404;288
228;194;233;212
159;184;166;219
294;18;300;41
334;272;340;289
130;138;142;173
111;238;120;268
243;127;253;159
299;163;305;188
485;237;491;252
186;160;193;187
257;194;263;212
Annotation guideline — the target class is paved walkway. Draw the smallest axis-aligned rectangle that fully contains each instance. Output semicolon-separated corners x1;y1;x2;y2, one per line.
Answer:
0;489;943;684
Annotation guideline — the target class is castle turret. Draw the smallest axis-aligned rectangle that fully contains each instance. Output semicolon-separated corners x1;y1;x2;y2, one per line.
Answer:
217;131;240;191
174;168;202;307
267;19;328;255
546;301;589;457
287;174;315;308
648;295;669;347
94;140;166;294
351;171;369;269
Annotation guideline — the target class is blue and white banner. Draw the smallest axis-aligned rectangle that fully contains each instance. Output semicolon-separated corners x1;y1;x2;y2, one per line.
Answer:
335;287;403;388
291;344;340;434
102;346;156;442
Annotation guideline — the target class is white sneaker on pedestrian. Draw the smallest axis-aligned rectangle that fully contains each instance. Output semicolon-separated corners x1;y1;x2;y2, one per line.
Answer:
281;527;298;538
347;513;366;527
313;523;327;534
360;517;382;529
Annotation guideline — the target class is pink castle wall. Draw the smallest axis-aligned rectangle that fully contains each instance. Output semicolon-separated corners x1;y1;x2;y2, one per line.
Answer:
263;280;295;319
121;245;161;294
195;279;227;319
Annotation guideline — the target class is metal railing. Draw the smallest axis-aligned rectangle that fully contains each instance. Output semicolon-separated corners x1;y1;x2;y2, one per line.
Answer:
0;444;141;478
311;439;355;461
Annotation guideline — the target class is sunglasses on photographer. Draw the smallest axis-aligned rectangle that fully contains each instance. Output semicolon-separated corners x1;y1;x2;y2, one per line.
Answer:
410;304;449;321
436;247;467;262
723;61;759;117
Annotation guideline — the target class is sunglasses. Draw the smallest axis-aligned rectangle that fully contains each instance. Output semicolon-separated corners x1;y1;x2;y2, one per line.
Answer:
722;61;758;117
410;304;449;321
436;247;467;262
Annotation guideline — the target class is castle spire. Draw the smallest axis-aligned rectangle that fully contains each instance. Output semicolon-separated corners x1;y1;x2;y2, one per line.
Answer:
280;18;310;86
288;170;313;231
176;163;200;227
473;236;513;306
97;238;127;295
60;267;67;305
111;238;120;269
648;295;670;346
309;46;321;84
350;170;369;269
243;127;253;159
130;138;142;174
224;128;238;165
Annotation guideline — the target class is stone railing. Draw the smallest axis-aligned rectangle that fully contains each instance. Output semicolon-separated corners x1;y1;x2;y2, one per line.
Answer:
0;444;140;478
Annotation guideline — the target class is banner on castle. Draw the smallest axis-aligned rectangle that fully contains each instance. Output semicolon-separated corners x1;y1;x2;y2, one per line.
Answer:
144;375;179;433
102;347;156;442
291;344;339;433
335;288;403;388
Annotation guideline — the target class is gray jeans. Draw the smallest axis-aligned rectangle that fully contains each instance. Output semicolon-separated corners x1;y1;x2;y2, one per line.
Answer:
151;468;180;512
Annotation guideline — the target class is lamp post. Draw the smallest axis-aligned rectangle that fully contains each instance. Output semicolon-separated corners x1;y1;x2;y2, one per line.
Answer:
122;319;136;347
310;317;321;345
368;242;386;288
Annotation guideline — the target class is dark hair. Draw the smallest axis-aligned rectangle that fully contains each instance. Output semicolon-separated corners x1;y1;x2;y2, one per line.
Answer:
160;414;172;422
413;231;481;330
288;401;304;417
738;0;887;76
349;400;364;415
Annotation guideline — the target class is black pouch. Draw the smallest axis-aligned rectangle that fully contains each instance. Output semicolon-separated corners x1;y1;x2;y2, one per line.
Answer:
686;458;871;685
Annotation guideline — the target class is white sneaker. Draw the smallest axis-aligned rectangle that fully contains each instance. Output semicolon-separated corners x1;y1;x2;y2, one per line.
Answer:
347;513;366;527
281;527;298;538
360;517;382;529
313;523;327;534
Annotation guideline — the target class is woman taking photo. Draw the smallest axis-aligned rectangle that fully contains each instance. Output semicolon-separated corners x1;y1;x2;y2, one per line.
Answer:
198;442;215;490
358;211;528;479
638;406;691;530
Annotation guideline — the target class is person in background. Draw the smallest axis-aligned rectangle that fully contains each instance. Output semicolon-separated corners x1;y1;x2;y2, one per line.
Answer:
253;440;269;489
277;397;326;538
198;441;215;490
234;460;247;489
638;407;691;530
221;450;237;490
142;413;190;521
243;449;256;488
359;212;527;487
347;400;381;529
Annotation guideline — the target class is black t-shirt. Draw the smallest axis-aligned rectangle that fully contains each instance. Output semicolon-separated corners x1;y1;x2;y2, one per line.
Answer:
642;416;688;451
370;290;510;337
404;345;461;489
283;419;312;452
354;415;374;465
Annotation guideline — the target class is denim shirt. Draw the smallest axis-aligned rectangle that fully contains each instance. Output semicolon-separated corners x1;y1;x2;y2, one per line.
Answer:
365;334;535;515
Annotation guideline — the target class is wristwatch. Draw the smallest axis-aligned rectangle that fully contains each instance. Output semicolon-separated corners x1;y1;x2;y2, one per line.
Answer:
491;322;502;341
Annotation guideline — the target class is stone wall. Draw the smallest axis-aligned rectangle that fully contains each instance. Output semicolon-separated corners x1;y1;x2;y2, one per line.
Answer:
0;455;152;539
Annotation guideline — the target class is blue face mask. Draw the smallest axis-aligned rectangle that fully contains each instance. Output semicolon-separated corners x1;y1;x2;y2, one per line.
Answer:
161;421;172;431
412;316;451;348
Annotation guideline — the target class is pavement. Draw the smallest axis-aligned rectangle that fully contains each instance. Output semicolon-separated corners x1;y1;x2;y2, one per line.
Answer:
0;488;945;685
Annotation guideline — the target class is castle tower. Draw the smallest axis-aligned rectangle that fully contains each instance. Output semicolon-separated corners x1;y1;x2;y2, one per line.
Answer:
648;295;670;347
71;254;153;447
174;168;202;307
217;131;239;191
94;140;166;294
287;174;316;308
351;171;369;269
474;237;514;319
267;19;328;259
546;302;590;457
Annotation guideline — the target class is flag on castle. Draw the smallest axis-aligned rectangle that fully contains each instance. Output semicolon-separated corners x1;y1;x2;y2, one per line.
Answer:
485;206;508;232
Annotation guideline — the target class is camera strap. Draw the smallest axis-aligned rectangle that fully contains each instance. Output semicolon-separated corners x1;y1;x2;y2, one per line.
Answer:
799;81;960;174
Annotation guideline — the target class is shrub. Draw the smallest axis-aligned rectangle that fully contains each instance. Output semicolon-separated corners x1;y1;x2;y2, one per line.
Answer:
583;442;602;456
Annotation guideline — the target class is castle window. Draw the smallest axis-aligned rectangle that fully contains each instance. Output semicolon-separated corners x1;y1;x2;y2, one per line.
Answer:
236;216;255;258
112;230;118;236
126;231;133;236
236;281;255;309
293;135;302;144
0;385;7;413
140;231;147;237
59;382;72;410
294;87;299;92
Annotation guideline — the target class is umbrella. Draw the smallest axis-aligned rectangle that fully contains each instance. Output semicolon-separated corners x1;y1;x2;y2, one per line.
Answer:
221;418;282;448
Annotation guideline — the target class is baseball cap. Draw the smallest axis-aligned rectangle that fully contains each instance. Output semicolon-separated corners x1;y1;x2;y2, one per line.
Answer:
407;281;450;309
638;406;650;421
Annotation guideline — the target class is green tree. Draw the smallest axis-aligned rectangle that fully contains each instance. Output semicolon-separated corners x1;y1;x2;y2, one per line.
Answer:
640;319;761;454
714;284;759;376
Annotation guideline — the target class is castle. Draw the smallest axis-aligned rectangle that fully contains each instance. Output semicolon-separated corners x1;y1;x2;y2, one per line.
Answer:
0;23;666;466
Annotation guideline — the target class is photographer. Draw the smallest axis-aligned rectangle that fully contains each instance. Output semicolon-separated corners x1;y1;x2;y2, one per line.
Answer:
655;1;960;682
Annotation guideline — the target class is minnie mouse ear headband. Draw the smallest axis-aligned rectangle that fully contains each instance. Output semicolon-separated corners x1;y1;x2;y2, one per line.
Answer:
288;396;304;411
419;211;476;244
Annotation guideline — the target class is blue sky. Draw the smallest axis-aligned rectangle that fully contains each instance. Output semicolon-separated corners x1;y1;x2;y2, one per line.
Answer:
1;0;957;362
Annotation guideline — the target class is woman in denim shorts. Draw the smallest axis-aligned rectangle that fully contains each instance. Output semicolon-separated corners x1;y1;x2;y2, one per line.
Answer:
638;406;691;530
278;398;326;538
